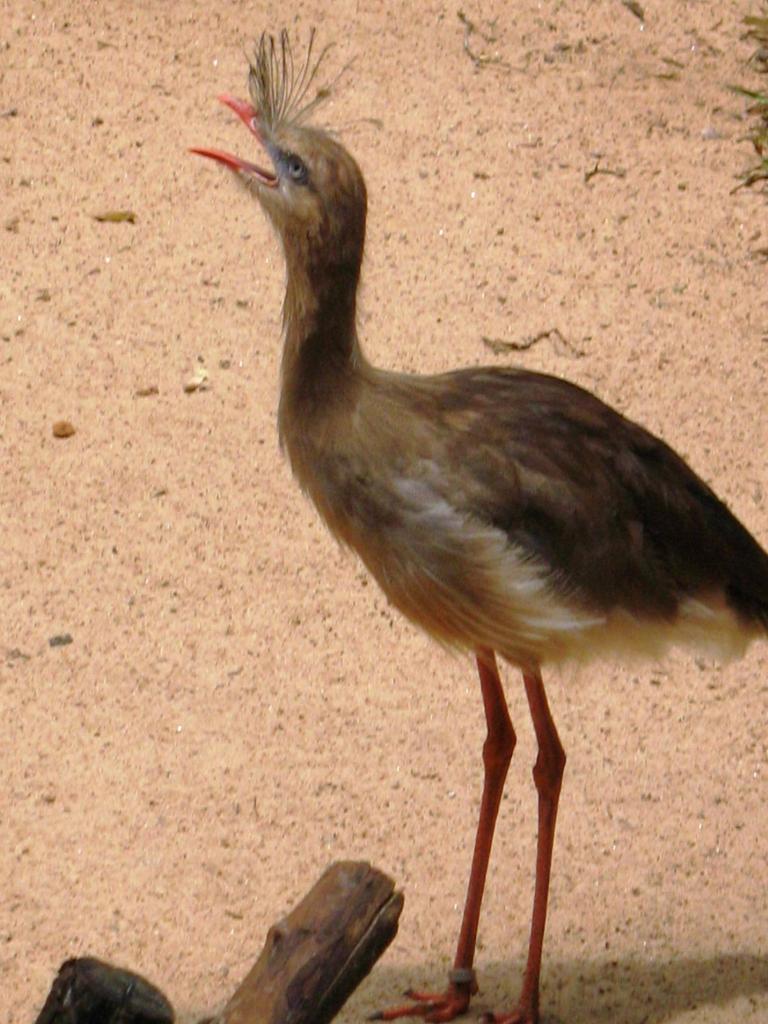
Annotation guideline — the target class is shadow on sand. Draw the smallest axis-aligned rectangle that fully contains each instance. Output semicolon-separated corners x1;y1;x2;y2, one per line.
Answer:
359;952;768;1023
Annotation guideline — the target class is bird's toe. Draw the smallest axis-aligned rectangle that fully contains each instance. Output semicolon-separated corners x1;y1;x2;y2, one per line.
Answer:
370;981;473;1022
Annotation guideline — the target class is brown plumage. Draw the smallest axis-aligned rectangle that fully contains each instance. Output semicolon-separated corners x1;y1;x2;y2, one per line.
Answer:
192;31;768;1024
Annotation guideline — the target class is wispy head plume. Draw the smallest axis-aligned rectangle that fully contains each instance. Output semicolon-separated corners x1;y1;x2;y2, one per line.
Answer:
248;29;335;134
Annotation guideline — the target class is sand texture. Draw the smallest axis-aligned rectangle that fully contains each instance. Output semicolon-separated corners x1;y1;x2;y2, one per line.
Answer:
2;2;767;1022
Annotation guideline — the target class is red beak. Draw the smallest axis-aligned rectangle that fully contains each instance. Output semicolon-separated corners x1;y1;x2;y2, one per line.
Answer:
190;94;278;185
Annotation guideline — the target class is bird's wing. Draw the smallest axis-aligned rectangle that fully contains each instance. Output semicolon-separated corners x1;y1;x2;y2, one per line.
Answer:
388;366;768;630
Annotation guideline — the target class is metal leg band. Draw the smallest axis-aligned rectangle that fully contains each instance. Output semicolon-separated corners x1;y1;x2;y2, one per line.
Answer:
448;967;477;987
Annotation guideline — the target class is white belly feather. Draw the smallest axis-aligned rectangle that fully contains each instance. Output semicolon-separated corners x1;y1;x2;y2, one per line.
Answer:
362;475;755;670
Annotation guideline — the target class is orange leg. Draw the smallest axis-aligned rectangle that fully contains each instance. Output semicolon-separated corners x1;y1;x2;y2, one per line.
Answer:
372;649;516;1022
487;667;566;1024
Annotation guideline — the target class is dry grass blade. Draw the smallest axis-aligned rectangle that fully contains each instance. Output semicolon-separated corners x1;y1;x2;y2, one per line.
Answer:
457;9;511;70
734;160;768;190
93;210;137;223
730;84;768;106
730;6;768;193
248;29;335;132
743;13;768;43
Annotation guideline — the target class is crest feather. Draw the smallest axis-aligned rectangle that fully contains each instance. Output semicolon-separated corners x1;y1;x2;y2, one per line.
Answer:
248;29;334;133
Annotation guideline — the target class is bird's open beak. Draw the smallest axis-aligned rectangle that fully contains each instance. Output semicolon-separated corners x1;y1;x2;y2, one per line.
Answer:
190;94;278;187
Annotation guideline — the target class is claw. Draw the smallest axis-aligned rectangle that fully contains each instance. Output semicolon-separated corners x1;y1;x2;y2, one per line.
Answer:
371;982;472;1022
480;1009;538;1024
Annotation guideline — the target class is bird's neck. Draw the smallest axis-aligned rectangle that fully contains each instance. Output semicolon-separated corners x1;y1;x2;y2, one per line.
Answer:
278;251;367;446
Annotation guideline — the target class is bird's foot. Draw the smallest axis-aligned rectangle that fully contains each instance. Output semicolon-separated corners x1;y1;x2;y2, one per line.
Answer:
370;971;476;1022
480;1002;538;1024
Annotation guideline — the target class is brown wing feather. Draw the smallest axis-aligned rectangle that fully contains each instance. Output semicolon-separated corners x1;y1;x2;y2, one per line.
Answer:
377;365;768;630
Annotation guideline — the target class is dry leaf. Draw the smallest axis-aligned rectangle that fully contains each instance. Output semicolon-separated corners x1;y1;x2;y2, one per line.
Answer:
93;210;137;223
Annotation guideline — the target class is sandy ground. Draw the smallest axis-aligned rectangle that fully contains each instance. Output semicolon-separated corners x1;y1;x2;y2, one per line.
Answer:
2;2;767;1022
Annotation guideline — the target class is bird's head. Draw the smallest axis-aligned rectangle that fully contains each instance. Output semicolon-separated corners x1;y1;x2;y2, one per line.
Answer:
192;31;366;281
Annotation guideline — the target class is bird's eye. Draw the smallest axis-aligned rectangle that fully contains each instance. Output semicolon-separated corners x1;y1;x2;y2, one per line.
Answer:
285;153;308;184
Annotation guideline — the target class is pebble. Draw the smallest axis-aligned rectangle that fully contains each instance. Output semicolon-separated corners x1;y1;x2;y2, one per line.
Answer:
183;367;209;393
52;420;75;438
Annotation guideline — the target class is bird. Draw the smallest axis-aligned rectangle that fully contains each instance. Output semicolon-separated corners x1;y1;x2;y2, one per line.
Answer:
192;30;768;1024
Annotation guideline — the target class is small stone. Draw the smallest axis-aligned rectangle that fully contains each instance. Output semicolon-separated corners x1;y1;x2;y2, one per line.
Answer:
183;366;209;393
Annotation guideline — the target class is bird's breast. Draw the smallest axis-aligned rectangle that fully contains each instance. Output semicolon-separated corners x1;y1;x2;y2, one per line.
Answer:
289;445;599;666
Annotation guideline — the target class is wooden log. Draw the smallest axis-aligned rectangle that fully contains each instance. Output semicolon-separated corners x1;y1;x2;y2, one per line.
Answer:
33;956;174;1024
32;862;403;1024
215;860;403;1024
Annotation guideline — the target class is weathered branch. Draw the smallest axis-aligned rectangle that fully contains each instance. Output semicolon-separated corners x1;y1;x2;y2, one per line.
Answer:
33;862;403;1024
